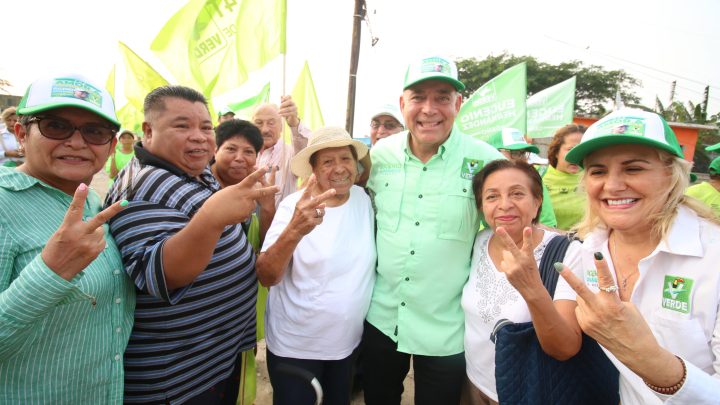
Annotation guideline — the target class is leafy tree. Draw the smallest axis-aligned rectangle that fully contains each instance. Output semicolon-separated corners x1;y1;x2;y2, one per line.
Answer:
456;53;641;115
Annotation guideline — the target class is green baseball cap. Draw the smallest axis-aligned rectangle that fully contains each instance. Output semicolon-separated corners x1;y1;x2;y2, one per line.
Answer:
709;156;720;175
17;74;120;127
565;109;683;167
706;143;720;152
488;128;539;154
403;56;465;91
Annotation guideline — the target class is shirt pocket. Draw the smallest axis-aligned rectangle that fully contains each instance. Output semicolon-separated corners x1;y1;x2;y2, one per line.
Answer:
651;310;713;372
374;189;402;233
438;186;477;242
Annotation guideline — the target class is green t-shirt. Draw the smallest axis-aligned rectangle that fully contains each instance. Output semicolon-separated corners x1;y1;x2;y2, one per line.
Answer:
686;182;720;218
104;150;135;179
543;165;586;230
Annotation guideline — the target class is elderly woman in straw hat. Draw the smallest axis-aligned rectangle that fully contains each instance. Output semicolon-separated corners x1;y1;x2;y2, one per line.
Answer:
256;126;376;405
554;109;720;404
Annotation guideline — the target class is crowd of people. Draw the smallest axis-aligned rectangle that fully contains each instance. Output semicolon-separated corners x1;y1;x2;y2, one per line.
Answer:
1;55;719;405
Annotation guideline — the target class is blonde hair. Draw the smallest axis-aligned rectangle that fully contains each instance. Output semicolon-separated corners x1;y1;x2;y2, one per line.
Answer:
575;150;720;240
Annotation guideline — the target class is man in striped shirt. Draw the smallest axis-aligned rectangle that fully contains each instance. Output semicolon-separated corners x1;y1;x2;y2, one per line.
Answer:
105;85;277;404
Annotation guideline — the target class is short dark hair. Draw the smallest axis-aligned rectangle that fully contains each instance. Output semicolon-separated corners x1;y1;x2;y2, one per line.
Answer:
472;159;544;223
309;145;358;168
547;123;586;168
215;119;263;153
143;85;207;119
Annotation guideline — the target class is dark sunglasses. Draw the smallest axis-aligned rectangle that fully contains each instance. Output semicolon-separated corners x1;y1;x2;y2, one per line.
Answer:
27;116;117;145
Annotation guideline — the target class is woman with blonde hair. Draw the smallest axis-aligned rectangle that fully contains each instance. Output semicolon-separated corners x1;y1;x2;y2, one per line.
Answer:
555;109;720;404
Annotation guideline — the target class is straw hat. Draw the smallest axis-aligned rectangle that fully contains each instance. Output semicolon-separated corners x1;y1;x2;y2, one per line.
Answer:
290;126;369;179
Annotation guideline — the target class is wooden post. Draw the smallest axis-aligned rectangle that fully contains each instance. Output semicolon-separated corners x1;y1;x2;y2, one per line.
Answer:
345;0;364;136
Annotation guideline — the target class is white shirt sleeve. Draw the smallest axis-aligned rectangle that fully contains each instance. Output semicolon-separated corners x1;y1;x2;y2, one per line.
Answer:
553;240;584;301
260;192;297;253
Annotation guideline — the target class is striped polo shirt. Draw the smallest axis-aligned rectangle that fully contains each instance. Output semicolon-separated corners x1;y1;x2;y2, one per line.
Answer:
0;167;135;404
105;145;257;404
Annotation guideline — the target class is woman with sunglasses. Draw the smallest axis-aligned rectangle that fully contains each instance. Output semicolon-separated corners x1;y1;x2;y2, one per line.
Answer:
0;74;134;404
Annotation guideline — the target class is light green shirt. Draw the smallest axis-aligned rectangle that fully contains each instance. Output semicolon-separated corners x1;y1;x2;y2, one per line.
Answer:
686;181;720;218
0;167;135;404
367;130;503;355
539;182;557;228
543;165;586;230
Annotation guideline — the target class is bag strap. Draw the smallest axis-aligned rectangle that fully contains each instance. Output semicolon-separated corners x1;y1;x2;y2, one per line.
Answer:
538;234;574;298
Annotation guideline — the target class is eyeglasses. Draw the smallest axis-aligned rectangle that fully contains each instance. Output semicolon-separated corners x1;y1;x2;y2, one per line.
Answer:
370;121;402;130
27;116;117;145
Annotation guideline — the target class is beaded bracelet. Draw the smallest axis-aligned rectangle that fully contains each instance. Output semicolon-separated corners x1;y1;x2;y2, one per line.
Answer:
644;356;687;395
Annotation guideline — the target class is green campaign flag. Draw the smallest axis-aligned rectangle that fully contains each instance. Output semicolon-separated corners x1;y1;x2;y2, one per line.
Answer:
106;65;116;99
233;0;286;84
527;77;576;138
456;62;527;141
291;61;324;132
116;103;145;135
227;82;271;120
151;0;244;95
118;42;169;112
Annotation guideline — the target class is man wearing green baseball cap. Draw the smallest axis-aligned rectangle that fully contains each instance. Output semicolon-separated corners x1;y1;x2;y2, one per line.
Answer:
686;156;720;217
487;128;557;228
363;56;503;404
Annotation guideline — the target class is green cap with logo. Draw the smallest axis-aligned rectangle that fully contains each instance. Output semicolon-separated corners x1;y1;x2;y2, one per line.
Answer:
16;74;120;127
403;56;465;91
709;156;720;175
487;128;539;154
565;108;683;167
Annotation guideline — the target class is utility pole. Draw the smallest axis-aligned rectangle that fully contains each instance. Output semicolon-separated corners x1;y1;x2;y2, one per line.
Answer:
345;0;365;136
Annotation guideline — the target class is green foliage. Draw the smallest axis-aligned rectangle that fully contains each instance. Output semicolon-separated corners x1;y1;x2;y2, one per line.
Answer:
456;52;640;115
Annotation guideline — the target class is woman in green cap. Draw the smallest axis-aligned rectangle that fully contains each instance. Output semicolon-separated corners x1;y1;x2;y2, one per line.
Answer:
554;108;720;404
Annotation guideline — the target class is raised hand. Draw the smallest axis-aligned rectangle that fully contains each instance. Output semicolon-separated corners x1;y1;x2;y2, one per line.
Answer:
257;164;278;211
201;166;280;230
555;255;664;367
288;175;336;236
496;226;543;295
278;95;300;128
41;183;127;281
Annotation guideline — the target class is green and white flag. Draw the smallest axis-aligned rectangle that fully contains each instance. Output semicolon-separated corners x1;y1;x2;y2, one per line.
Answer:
527;77;576;138
456;62;526;141
227;82;271;120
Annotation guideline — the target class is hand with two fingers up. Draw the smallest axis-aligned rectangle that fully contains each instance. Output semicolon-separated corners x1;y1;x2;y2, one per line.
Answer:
556;253;686;389
495;226;544;297
42;183;127;281
286;174;336;237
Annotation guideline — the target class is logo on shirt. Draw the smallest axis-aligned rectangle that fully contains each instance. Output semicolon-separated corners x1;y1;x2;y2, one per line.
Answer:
461;158;483;180
585;268;599;288
661;275;693;314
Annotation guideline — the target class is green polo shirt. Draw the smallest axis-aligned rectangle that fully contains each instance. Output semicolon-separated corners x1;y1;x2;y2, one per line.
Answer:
367;130;503;355
0;168;135;404
686;181;720;217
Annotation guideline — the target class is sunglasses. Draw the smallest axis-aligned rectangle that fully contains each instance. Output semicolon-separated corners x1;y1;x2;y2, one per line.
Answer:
370;121;402;130
27;116;117;145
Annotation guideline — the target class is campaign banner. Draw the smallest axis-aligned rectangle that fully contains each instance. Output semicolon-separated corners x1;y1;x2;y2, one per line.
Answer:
527;76;576;138
456;62;526;141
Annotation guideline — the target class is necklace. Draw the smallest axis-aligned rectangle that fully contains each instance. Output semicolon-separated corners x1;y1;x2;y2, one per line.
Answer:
611;234;640;290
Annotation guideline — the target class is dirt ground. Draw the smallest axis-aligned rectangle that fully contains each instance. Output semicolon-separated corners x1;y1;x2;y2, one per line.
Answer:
91;171;415;405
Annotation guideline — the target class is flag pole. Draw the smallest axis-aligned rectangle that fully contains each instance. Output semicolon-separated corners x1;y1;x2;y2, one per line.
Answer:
345;0;365;136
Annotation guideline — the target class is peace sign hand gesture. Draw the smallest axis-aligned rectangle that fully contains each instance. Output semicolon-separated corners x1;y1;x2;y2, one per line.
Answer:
288;175;336;237
496;226;544;297
41;183;127;281
556;254;664;368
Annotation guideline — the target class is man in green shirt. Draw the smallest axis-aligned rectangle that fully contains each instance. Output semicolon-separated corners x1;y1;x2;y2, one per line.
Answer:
363;56;503;404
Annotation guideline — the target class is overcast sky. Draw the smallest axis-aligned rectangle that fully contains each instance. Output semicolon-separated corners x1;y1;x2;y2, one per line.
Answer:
1;0;718;137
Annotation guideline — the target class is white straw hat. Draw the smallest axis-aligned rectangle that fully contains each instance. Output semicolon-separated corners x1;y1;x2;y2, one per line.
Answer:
290;126;369;179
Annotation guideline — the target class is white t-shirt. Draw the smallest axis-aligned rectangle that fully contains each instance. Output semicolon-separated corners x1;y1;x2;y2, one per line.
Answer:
555;205;720;405
261;185;376;360
462;228;583;401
